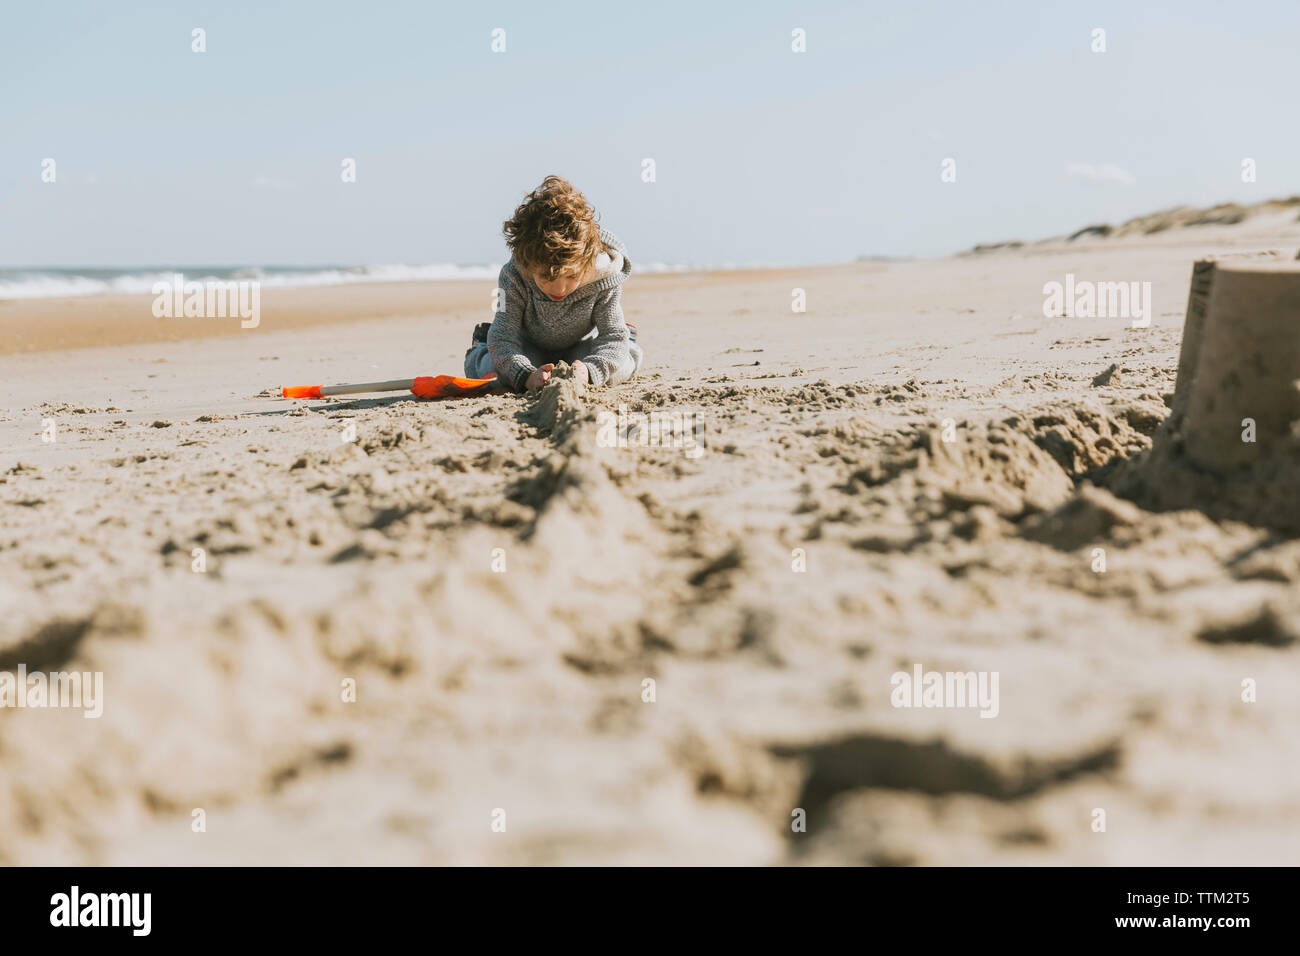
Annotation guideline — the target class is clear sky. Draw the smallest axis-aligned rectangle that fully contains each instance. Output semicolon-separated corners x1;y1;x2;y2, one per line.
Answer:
2;0;1298;267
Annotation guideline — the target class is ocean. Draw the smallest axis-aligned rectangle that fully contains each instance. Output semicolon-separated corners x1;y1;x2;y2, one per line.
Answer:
0;261;767;300
0;264;502;299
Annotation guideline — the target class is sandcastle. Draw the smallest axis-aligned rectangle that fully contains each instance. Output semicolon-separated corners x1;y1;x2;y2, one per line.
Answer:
1117;255;1300;532
1174;256;1300;470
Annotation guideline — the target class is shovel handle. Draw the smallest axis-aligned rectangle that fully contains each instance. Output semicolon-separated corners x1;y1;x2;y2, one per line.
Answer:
282;379;415;399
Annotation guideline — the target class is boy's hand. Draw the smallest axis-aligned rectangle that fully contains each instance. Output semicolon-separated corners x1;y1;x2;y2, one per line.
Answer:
525;364;555;391
571;360;590;386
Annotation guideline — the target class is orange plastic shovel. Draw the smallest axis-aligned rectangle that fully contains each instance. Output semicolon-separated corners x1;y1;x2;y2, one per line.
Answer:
282;373;498;400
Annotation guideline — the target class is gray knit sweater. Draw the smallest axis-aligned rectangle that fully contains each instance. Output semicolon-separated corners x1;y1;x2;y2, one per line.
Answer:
487;228;633;391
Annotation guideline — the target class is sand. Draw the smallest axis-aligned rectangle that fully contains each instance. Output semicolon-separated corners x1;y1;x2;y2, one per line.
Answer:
3;211;1300;865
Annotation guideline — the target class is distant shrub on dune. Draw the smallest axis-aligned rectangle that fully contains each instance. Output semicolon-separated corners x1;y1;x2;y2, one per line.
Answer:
1068;224;1113;241
1186;204;1247;227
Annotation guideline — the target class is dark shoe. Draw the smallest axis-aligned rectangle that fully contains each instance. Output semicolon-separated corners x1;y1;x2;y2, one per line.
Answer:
471;322;491;345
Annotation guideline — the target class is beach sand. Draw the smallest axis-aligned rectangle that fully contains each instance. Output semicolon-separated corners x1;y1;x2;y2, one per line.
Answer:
3;212;1300;865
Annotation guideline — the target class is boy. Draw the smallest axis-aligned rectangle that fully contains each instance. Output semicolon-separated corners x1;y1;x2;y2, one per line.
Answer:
464;176;642;392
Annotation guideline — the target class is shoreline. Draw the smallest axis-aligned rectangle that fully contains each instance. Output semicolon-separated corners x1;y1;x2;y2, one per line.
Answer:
0;266;841;358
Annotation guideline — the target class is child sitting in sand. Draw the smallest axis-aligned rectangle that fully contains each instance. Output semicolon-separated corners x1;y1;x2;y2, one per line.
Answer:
464;175;641;392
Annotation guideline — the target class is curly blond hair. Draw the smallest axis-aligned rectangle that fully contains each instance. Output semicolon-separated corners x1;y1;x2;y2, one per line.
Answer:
503;176;603;281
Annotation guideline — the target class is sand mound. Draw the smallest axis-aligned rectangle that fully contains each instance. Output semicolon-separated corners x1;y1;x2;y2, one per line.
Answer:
519;362;589;445
1113;427;1300;535
836;399;1158;530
